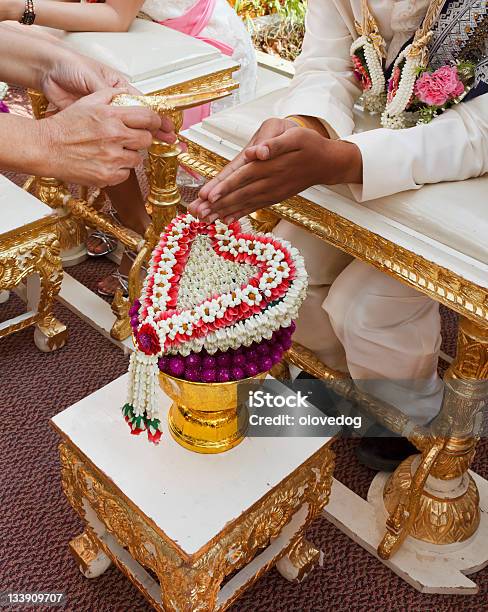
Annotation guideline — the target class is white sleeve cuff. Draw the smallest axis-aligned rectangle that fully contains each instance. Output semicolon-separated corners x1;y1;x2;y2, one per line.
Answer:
343;129;421;202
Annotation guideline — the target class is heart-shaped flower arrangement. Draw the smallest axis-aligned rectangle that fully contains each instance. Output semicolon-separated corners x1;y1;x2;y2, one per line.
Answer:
123;213;307;443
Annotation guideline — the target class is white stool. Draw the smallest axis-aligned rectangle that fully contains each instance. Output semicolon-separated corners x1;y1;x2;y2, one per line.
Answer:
52;374;335;611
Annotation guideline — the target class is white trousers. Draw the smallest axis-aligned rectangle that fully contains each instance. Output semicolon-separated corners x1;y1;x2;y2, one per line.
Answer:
275;221;444;425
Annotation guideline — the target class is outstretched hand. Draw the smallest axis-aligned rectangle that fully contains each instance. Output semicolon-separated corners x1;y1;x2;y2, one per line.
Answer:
189;126;362;223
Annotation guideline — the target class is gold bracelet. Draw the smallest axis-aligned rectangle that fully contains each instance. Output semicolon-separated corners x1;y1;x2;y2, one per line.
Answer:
286;115;309;129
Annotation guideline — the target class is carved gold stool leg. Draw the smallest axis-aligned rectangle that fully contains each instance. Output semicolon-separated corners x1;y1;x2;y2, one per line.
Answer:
276;536;322;583
377;317;488;562
28;90;87;267
70;529;112;579
110;111;184;341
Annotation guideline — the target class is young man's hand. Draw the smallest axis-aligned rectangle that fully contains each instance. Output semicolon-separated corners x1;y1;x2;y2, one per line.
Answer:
189;117;299;219
189;127;362;223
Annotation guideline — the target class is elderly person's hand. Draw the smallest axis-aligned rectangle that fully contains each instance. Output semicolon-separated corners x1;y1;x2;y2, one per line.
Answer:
39;88;163;187
41;49;176;143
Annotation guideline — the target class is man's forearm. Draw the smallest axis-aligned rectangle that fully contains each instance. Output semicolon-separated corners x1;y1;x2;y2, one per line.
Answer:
0;115;48;176
0;24;59;90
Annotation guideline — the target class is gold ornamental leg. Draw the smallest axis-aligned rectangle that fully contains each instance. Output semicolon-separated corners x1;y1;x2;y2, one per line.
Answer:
275;536;322;583
379;317;488;558
110;111;184;341
69;529;112;579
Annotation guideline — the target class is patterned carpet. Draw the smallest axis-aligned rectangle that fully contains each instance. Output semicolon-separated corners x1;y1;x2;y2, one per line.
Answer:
1;85;487;611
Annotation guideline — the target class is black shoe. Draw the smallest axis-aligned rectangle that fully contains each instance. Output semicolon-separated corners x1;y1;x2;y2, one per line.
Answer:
294;371;344;421
356;423;419;472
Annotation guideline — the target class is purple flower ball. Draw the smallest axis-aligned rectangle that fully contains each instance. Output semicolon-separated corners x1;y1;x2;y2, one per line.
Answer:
128;299;141;318
158;356;169;372
231;366;245;380
184;367;201;382
216;353;232;368
271;348;284;365
202;355;217;369
202;368;217;383
186;353;201;368
269;340;284;354
168;356;185;378
245;362;260;377
289;320;296;334
233;354;246;368
217;369;231;383
256;343;270;356
130;316;139;329
281;336;292;351
245;347;259;362
260;356;273;372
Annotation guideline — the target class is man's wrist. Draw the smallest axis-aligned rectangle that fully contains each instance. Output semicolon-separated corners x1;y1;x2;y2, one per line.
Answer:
318;140;363;186
286;115;330;138
337;141;363;184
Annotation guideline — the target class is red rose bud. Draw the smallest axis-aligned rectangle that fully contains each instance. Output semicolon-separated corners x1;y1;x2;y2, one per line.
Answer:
137;324;161;355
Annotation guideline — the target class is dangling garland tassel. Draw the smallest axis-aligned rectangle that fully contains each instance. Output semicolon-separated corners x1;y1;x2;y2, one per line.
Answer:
122;352;164;444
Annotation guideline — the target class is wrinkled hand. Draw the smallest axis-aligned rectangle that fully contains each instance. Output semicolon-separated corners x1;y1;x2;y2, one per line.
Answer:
188;117;297;220
188;128;362;223
41;51;176;143
40;89;164;187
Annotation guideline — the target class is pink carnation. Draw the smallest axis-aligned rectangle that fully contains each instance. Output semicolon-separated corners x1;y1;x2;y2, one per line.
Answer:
414;65;465;107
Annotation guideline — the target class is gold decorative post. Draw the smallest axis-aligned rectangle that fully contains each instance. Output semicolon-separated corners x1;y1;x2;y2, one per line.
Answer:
146;110;185;234
379;317;488;558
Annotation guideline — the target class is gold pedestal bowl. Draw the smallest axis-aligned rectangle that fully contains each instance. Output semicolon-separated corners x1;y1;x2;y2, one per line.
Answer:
159;371;267;454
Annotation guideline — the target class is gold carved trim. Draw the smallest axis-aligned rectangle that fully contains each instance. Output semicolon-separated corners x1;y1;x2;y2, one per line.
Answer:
179;140;488;330
149;69;238;98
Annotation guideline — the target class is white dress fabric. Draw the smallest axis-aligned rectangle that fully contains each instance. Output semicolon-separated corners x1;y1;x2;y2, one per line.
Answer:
142;0;257;103
272;0;488;424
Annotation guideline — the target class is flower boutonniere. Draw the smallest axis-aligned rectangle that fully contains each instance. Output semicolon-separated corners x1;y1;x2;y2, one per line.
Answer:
413;61;475;124
382;60;475;128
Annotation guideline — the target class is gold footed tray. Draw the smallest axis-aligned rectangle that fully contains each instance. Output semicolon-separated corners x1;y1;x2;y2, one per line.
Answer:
159;371;267;454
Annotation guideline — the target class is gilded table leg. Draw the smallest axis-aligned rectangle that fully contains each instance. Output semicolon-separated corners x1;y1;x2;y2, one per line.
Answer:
379;316;488;558
26;243;67;352
69;530;112;579
275;536;322;583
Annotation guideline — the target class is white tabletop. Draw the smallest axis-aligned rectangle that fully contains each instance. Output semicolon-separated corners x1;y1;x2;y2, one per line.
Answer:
61;20;222;83
52;374;333;557
0;175;54;237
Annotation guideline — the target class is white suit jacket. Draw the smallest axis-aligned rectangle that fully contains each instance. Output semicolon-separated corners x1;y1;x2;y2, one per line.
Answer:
275;0;488;201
